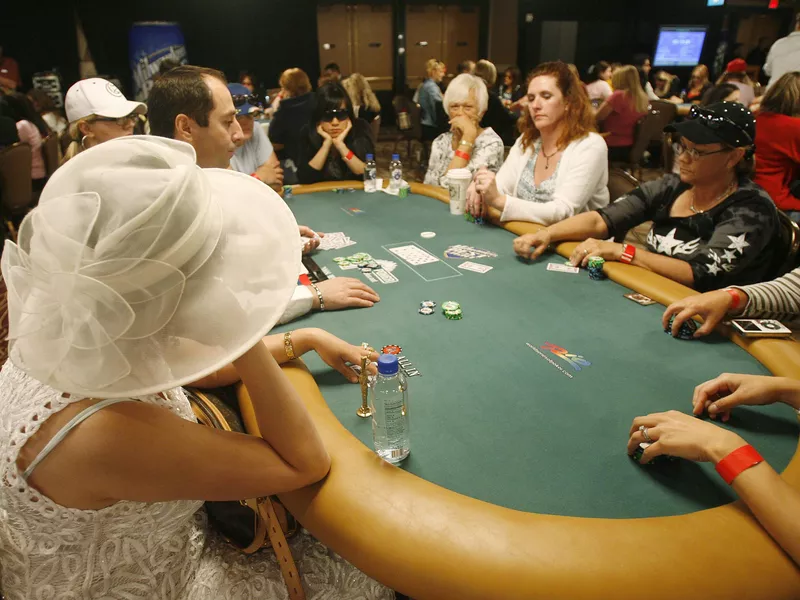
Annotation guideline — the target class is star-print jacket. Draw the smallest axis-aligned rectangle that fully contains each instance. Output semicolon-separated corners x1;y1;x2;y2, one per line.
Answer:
597;174;784;292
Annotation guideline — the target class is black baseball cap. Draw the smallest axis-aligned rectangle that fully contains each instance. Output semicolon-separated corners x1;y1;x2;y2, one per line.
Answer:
665;102;755;148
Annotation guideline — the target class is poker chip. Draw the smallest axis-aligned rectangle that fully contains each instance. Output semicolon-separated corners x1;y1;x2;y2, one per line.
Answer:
421;231;436;239
381;345;402;355
361;267;373;273
441;301;460;311
665;315;698;340
587;256;607;281
444;309;463;320
366;261;379;269
418;307;435;315
333;257;347;263
420;300;437;308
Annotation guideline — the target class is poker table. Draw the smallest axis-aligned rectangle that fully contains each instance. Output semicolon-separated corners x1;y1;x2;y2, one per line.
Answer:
241;182;800;599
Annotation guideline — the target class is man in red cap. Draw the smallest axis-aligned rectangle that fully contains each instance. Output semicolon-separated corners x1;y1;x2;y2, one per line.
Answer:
722;58;755;107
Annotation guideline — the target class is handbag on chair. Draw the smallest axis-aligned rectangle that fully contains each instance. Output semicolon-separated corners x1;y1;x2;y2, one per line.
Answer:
185;386;306;600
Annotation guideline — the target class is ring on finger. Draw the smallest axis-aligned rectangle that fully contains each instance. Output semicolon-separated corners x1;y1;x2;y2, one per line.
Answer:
639;425;653;443
583;249;589;255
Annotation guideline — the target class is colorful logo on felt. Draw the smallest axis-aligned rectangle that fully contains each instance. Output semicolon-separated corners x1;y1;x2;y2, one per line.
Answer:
541;342;591;371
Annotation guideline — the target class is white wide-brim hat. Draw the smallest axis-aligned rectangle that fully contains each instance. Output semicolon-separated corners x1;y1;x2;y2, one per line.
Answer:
2;136;300;397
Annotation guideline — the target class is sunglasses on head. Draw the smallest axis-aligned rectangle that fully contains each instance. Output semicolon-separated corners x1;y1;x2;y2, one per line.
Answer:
321;109;349;122
231;94;260;107
688;105;753;146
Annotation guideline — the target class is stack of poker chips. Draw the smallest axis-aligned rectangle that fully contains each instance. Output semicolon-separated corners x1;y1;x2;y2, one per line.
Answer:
464;212;485;225
441;301;462;320
664;314;698;340
587;256;607;281
418;300;436;315
333;253;374;270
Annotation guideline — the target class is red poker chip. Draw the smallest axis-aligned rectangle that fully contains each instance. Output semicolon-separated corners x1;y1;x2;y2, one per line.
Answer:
381;344;402;355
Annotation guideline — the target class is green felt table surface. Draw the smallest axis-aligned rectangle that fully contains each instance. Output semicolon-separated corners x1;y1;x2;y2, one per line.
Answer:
276;189;799;519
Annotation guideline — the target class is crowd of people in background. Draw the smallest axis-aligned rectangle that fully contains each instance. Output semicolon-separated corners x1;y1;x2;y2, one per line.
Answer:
0;12;799;598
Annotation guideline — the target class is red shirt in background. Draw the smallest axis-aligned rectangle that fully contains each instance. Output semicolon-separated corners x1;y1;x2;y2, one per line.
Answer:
0;56;20;89
603;90;647;148
754;112;800;212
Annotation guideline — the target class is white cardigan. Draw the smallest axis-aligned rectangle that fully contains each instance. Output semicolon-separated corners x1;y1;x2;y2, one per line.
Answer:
497;132;610;225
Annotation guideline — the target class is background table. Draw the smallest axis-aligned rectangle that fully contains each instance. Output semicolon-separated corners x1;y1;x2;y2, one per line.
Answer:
241;182;800;599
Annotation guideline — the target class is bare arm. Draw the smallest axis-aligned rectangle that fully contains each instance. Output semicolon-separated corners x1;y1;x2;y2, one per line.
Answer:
309;139;333;171
25;342;330;508
547;210;609;242
594;100;613;121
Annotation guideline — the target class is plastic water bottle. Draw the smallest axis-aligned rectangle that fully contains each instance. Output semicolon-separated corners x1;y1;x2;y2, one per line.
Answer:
388;153;403;193
370;354;410;463
364;154;377;192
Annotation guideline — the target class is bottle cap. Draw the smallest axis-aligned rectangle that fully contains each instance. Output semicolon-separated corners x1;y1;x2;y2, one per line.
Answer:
366;153;374;160
391;153;400;160
378;354;399;375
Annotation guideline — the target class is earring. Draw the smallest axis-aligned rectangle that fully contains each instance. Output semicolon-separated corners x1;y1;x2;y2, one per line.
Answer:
80;135;89;150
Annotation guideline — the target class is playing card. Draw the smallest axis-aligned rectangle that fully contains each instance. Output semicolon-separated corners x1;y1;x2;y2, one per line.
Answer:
546;263;580;274
444;245;498;260
388;244;440;265
318;232;357;251
458;261;493;273
624;293;657;306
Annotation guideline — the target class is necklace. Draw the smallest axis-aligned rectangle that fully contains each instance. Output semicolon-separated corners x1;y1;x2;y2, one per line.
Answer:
690;181;737;214
540;145;560;169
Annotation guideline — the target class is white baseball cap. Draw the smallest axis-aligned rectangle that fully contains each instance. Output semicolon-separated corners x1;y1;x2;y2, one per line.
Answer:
65;78;147;123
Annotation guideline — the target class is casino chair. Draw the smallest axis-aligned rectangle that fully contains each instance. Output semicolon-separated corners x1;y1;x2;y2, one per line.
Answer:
391;95;425;172
774;210;800;276
0;142;34;241
59;129;73;155
369;114;381;145
607;168;641;244
42;133;60;177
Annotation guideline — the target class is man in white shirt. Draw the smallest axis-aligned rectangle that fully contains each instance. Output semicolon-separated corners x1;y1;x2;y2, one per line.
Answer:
148;65;381;324
764;14;800;88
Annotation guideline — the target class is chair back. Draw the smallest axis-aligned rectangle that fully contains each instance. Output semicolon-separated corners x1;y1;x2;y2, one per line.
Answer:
393;95;413;131
629;109;664;166
0;143;33;214
408;102;422;140
775;210;800;276
42;134;60;177
648;101;677;142
369;115;381;144
607;168;640;203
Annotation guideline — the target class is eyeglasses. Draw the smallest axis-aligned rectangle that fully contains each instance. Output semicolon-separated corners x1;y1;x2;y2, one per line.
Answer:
90;113;139;127
321;109;349;122
673;139;732;161
231;93;260;108
688;105;753;146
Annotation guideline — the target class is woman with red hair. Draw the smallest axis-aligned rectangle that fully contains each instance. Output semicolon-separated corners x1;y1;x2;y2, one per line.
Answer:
471;61;609;225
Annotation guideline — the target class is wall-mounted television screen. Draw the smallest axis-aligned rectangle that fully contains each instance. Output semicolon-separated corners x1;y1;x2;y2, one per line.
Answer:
707;0;725;6
653;26;708;67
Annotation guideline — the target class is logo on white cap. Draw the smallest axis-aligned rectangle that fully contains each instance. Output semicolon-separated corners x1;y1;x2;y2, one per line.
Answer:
106;82;123;98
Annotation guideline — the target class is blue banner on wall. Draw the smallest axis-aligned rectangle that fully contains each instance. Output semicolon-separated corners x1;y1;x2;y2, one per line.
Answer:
130;21;188;101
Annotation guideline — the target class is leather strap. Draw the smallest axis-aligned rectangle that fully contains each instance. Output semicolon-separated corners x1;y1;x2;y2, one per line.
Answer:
243;497;305;600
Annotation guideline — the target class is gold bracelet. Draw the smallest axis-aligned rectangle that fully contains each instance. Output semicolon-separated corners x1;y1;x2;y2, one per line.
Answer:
283;331;296;360
458;139;475;148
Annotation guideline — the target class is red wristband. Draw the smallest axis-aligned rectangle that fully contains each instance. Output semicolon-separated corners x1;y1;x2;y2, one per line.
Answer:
250;172;262;182
715;445;764;485
619;243;636;264
454;150;471;161
725;288;743;310
345;150;354;161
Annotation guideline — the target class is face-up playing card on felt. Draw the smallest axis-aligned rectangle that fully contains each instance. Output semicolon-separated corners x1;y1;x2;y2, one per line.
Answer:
546;263;580;274
458;261;493;273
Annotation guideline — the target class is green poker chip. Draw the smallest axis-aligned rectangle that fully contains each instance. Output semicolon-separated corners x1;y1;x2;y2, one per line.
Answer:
441;301;460;311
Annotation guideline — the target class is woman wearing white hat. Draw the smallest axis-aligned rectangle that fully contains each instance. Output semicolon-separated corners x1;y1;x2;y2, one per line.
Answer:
0;136;391;599
62;77;147;163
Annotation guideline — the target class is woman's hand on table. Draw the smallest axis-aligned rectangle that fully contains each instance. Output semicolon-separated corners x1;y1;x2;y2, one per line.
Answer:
313;277;380;310
691;374;800;422
569;238;622;267
474;168;503;209
465;181;487;218
627;410;746;465
662;289;740;339
307;328;379;383
513;230;551;260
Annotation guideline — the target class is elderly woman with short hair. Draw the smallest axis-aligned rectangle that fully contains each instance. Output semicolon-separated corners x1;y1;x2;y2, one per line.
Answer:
423;73;504;187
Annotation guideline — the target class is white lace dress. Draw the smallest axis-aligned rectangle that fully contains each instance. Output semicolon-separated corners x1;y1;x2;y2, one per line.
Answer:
0;361;393;600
